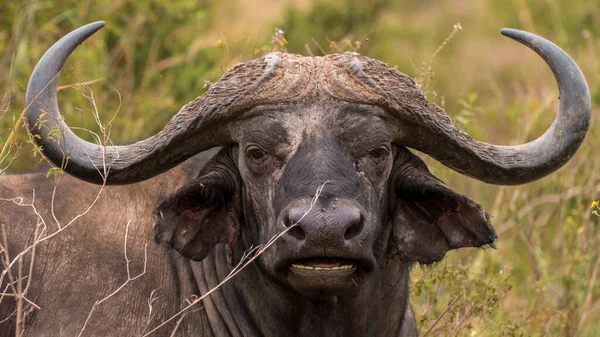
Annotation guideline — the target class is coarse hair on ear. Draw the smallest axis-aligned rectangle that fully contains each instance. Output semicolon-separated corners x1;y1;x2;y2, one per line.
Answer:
153;147;242;261
390;147;497;264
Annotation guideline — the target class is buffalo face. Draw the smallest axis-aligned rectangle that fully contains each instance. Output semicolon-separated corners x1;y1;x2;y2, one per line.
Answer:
154;100;498;299
236;102;392;297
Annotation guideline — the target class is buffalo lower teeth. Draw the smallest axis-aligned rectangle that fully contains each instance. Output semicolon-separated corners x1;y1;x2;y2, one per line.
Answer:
291;264;354;270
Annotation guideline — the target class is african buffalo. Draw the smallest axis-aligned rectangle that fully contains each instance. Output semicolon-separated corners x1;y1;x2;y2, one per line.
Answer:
0;22;590;336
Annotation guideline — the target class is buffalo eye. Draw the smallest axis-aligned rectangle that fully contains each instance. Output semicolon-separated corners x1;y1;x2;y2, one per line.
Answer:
369;146;389;160
244;145;279;174
248;148;266;160
245;146;270;170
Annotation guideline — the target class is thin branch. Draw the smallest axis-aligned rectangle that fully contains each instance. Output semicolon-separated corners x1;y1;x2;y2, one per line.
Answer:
0;66;114;337
77;220;148;337
141;288;163;335
577;254;600;332
0;69;61;162
0;181;106;288
168;314;186;337
56;78;104;91
422;294;462;337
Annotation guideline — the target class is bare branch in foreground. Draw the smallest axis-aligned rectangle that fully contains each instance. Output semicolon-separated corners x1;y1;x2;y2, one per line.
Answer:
0;181;107;289
1;74;116;336
422;294;462;337
0;75;115;300
77;220;148;337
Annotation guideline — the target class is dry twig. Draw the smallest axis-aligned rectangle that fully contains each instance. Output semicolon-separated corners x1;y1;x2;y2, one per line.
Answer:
77;220;148;337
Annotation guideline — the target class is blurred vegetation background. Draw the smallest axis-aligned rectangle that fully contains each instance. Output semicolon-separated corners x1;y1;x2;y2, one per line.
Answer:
1;0;599;336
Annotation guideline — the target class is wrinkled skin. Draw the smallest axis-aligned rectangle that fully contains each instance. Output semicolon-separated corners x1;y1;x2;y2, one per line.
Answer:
1;100;495;336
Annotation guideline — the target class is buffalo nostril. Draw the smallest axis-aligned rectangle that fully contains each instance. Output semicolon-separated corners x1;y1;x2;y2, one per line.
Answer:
286;207;308;241
343;211;364;240
288;226;306;240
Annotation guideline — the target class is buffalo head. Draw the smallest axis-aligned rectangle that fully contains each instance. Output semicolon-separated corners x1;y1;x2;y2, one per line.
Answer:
25;22;590;299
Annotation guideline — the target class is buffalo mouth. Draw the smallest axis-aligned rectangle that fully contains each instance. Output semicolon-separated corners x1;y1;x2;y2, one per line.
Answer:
289;257;358;277
280;255;375;297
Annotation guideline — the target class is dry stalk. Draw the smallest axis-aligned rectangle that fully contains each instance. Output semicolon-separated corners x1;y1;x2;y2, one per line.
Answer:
310;37;326;55
168;313;186;337
496;186;587;235
141;288;163;334
56;78;104;91
0;74;114;336
416;23;463;95
0;168;107;336
0;73;103;164
143;182;328;337
0;308;17;324
0;223;40;335
1;75;116;285
0;181;107;289
77;220;148;337
422;294;462;337
577;254;600;332
418;262;446;332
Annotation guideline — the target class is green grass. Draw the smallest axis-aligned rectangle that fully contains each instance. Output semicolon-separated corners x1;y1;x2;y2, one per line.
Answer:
1;0;599;335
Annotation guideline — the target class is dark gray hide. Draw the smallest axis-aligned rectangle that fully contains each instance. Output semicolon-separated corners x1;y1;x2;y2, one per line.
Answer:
0;22;590;337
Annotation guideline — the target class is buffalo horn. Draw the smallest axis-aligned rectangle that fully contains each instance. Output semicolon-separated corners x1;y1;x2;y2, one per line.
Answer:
396;29;591;185
26;22;235;185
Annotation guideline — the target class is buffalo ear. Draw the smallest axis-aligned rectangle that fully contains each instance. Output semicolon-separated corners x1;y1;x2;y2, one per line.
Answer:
153;149;241;261
390;148;497;264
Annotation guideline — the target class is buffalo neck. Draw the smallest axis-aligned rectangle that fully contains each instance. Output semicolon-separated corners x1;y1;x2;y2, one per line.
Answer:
191;244;413;337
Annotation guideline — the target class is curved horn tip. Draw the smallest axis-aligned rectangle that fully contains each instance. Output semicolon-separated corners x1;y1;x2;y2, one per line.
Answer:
77;21;106;35
500;28;524;37
500;28;538;44
26;21;107;107
87;21;106;29
59;21;106;45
